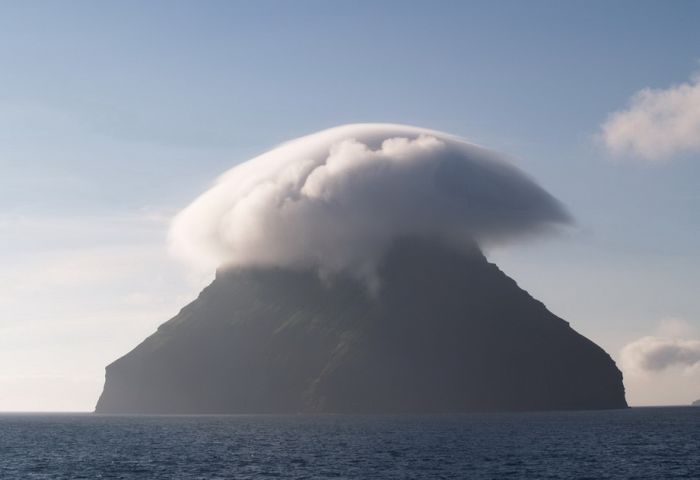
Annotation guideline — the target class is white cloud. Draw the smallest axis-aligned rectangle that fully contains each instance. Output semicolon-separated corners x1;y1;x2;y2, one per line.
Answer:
621;319;700;375
169;123;569;288
600;72;700;160
622;336;700;374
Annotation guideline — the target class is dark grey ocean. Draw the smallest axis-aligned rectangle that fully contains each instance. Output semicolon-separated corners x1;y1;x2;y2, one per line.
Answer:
1;407;698;479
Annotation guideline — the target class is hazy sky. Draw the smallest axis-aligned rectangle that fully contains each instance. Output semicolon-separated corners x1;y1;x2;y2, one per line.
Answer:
1;0;699;410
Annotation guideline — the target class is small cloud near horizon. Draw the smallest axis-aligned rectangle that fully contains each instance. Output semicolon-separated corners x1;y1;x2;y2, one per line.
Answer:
621;318;700;375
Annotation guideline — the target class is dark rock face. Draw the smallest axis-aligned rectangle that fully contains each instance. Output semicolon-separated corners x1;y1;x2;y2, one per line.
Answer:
95;238;627;413
693;400;700;407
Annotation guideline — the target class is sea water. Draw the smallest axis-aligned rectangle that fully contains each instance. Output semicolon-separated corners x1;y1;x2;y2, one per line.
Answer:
0;407;698;479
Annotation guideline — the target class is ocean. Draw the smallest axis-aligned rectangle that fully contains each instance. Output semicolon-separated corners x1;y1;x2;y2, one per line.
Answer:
0;407;698;479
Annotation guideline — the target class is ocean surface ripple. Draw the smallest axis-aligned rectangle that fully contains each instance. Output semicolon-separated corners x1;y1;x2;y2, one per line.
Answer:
0;407;698;479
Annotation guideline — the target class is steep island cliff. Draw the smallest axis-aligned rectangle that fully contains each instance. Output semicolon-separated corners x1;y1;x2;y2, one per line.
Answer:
96;238;627;413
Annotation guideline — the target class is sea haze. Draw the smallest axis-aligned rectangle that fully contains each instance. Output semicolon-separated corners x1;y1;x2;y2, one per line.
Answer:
1;408;698;479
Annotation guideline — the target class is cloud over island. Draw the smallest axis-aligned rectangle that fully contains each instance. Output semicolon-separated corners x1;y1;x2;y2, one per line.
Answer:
169;124;570;287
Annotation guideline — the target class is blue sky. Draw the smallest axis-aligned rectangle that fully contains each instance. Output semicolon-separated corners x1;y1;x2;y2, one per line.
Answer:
1;0;699;409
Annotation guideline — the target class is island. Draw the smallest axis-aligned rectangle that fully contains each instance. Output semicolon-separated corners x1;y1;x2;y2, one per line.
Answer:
95;238;627;414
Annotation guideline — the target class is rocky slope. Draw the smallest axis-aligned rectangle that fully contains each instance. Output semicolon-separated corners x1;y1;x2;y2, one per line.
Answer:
96;238;627;413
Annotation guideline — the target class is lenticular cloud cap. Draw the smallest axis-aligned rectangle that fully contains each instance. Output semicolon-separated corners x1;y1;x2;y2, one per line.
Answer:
169;123;570;284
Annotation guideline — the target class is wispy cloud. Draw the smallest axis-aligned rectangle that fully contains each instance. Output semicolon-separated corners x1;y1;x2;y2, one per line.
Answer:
622;336;700;373
621;319;700;374
600;72;700;161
